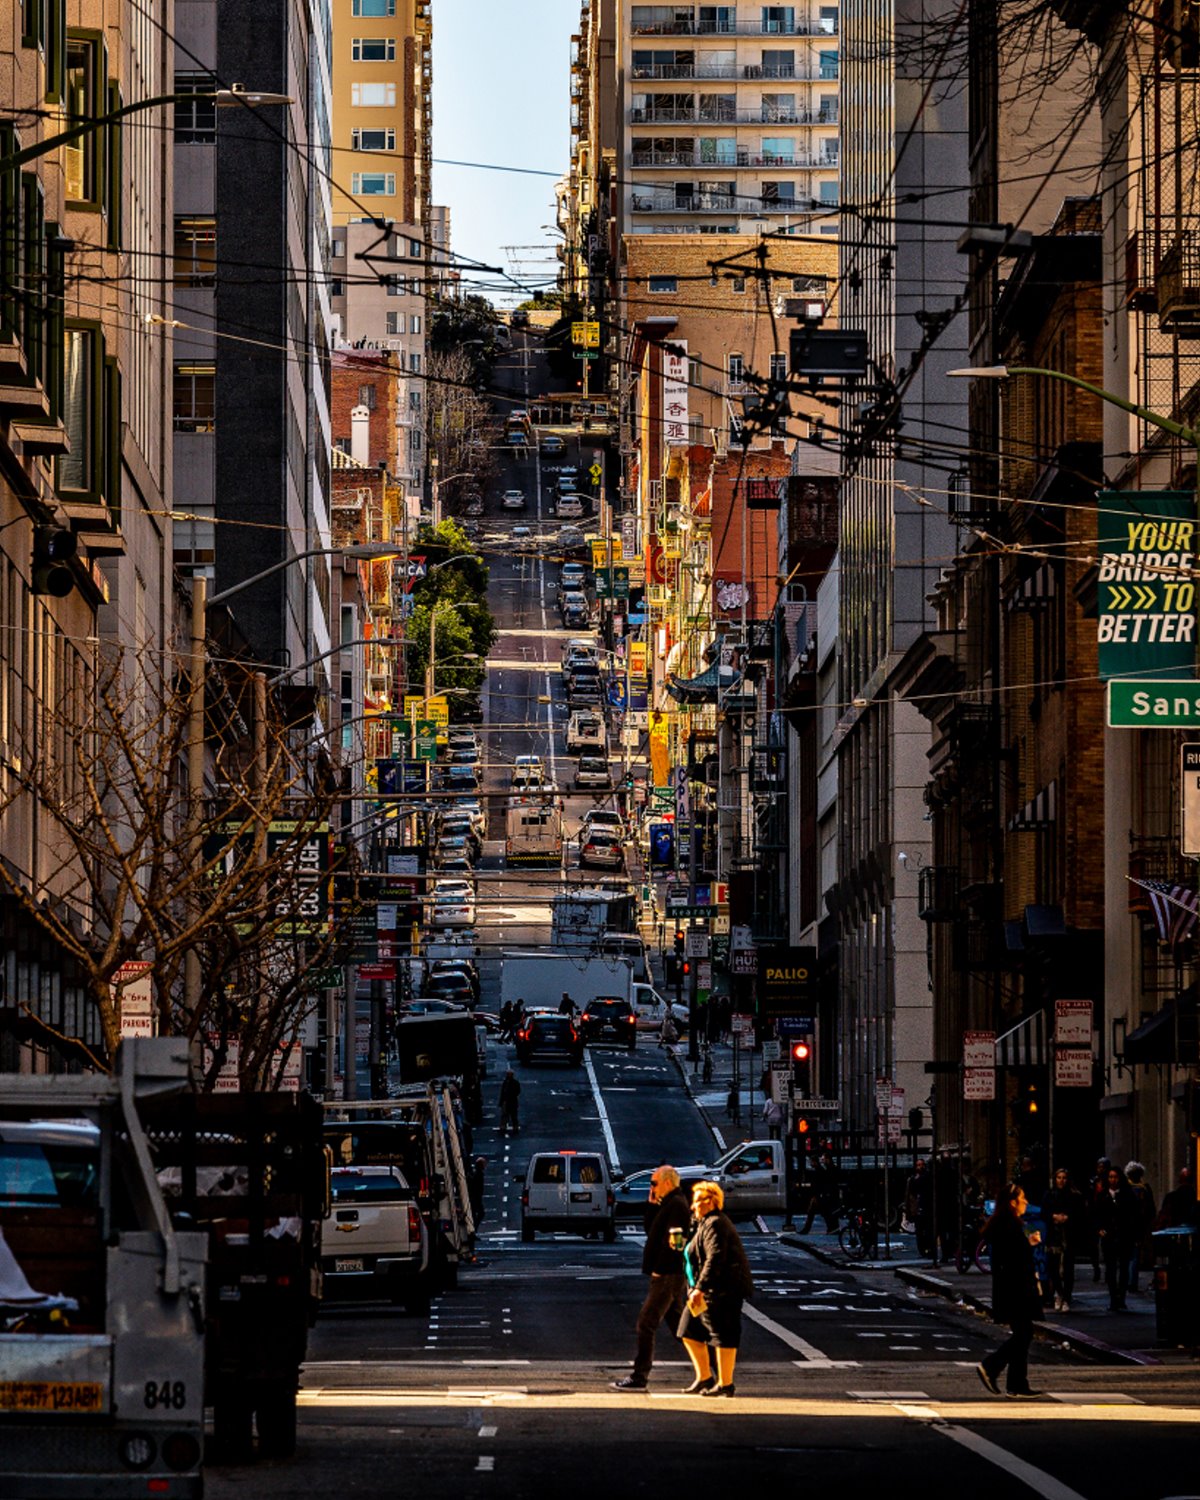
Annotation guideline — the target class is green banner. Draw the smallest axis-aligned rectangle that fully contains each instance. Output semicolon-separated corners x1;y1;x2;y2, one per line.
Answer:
1097;490;1196;681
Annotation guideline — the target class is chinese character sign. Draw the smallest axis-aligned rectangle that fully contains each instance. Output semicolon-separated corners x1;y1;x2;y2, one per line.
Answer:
662;339;689;446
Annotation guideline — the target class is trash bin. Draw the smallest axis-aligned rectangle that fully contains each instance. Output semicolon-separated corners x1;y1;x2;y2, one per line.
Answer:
1152;1227;1200;1346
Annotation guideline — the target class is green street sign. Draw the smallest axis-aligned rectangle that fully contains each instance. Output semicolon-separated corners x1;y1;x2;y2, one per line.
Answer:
306;967;343;990
652;786;673;809
573;349;598;360
1108;678;1200;727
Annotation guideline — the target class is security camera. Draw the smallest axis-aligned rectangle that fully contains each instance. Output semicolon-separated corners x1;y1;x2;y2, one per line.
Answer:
898;852;909;867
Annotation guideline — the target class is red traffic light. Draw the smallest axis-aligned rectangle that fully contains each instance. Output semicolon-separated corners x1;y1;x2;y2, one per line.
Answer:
796;1116;811;1134
791;1040;811;1062
682;960;691;976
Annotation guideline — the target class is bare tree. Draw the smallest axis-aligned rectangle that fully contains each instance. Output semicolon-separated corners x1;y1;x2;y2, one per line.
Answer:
0;636;346;1086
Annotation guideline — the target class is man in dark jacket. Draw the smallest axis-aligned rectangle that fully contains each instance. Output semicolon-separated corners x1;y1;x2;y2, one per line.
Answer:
613;1166;692;1390
1095;1165;1139;1311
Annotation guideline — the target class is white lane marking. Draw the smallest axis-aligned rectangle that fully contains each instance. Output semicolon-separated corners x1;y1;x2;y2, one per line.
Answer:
1047;1392;1142;1405
741;1302;852;1367
478;1425;498;1438
583;1046;621;1173
476;1457;495;1473
849;1390;930;1400
934;1424;1090;1500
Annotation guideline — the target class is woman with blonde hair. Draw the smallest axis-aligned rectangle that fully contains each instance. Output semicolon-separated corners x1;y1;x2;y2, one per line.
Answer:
677;1180;754;1397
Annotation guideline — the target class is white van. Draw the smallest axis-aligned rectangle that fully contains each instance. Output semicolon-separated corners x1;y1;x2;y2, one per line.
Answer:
520;1150;615;1241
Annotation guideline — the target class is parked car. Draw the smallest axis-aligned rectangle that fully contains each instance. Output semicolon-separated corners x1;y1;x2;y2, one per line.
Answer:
428;879;475;928
582;808;625;840
556;470;579;494
444;765;479;793
407;995;469;1015
558;494;585;520
502;489;526;510
520;1151;615;1242
580;829;624;870
561;592;589;627
321;1166;430;1312
541;433;565;455
512;524;532;542
579;997;638;1050
575;754;611;791
566;711;606;755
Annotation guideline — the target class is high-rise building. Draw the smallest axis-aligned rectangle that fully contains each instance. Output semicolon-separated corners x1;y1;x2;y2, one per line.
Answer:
172;0;334;685
619;1;840;238
1;0;173;1068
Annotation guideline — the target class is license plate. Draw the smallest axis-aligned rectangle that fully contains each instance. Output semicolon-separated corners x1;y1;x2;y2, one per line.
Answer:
0;1381;105;1413
570;1192;593;1203
335;1258;364;1273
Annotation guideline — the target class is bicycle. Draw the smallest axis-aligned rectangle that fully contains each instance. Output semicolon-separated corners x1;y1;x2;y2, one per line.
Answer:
837;1206;879;1260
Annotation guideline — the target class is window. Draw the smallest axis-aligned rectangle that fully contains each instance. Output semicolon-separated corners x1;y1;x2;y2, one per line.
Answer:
761;49;795;76
819;180;839;204
173;362;215;433
819;5;838;29
174;71;216;143
351;172;395;195
359;384;377;411
731;276;746;292
385;312;402;334
352;0;395;13
698;5;735;30
698;93;735;121
699;135;736;163
60;326;96;489
410;313;422;334
762;180;796;203
386;276;404;296
762;6;796;32
818;94;838;122
332;236;345;258
173;216;216;285
409;390;422;411
769;352;787;383
728;352;745;383
532;1158;565;1184
352;127;395;150
330;278;344;296
571;1157;604;1185
761;136;794;163
409;352;421;372
819;48;839;78
761;92;796;121
792;275;826;293
64;34;102;203
822;138;839;164
648;275;677;292
352;36;396;60
351;81;396;107
410;237;422;258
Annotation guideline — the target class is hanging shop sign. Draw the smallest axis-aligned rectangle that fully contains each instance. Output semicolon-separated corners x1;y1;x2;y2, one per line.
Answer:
1097;490;1195;680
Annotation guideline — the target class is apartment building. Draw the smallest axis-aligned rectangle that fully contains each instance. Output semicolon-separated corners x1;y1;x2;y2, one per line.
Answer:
1;0;173;1068
173;0;335;687
619;1;840;237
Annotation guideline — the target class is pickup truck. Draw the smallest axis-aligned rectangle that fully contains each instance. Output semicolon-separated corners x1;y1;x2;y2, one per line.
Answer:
322;1166;430;1314
674;1140;788;1218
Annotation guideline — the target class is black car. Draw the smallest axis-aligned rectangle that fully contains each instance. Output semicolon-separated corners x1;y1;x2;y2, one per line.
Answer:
422;975;475;1006
579;997;637;1051
515;1013;584;1066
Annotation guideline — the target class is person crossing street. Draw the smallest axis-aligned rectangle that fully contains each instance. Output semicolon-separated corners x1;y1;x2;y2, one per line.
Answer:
612;1166;691;1391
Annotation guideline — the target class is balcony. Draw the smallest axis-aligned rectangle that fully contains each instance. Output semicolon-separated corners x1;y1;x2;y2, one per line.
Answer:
631;16;839;37
630;106;822;125
631;149;826;168
632;192;814;214
918;865;961;922
631;62;740;80
1156;231;1200;337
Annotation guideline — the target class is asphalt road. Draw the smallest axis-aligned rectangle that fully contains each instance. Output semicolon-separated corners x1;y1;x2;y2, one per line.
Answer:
209;330;1200;1498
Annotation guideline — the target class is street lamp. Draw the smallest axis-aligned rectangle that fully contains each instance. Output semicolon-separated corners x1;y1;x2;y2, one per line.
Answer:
0;82;292;175
268;636;404;688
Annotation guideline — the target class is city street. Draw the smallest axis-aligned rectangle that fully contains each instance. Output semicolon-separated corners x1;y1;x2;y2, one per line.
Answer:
211;334;1200;1494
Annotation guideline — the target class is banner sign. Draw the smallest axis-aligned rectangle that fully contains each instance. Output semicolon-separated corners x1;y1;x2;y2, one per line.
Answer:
1097;490;1195;680
663;338;689;446
757;947;815;1013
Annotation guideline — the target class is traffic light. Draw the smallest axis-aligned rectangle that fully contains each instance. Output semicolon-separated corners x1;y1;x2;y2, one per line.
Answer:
32;524;77;596
791;1037;812;1094
674;930;685;958
795;1114;812;1140
681;958;691;979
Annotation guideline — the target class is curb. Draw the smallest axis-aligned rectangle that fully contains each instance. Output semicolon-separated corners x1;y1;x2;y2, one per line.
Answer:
894;1267;1161;1367
664;1045;728;1150
780;1233;927;1273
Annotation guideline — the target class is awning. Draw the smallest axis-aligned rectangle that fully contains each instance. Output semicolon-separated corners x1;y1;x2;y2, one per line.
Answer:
1009;780;1057;833
996;1009;1047;1067
666;661;735;704
1124;985;1198;1065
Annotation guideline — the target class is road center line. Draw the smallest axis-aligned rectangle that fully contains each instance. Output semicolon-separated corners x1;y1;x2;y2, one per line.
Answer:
934;1423;1089;1500
583;1046;621;1174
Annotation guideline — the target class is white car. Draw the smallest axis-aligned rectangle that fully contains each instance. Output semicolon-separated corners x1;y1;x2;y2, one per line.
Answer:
582;808;625;840
575;754;611;791
429;879;476;928
512;525;532;541
512;754;544;788
502;489;526;510
558;495;585;520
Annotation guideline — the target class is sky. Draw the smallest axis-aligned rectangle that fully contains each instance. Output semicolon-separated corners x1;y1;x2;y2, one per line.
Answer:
432;0;575;306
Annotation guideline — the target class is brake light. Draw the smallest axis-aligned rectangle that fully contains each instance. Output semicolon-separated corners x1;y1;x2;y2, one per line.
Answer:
521;1191;529;1206
407;1206;421;1240
581;1012;592;1022
607;1191;615;1207
570;1027;579;1041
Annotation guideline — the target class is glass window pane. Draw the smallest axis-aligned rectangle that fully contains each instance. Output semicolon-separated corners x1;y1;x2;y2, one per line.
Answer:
60;328;93;491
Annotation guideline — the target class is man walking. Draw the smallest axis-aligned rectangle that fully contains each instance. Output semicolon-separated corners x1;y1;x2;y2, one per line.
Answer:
612;1166;691;1391
498;1068;520;1136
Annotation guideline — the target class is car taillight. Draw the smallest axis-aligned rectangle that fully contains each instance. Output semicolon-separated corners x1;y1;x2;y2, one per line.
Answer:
581;1012;592;1022
408;1206;421;1240
570;1027;579;1041
521;1191;529;1207
607;1191;615;1207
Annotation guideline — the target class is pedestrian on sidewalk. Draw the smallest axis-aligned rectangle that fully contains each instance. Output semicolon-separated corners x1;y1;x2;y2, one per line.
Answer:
677;1181;754;1397
906;1158;933;1257
1123;1161;1156;1295
612;1166;691;1391
976;1183;1043;1398
659;1011;679;1047
1095;1164;1139;1311
498;1068;520;1137
1042;1167;1085;1312
1156;1167;1197;1228
762;1095;784;1140
1087;1157;1111;1282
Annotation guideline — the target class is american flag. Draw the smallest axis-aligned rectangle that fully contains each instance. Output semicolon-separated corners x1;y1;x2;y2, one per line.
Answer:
1141;879;1200;950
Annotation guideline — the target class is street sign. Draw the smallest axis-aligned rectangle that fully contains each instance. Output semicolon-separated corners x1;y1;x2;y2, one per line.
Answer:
589;462;603;484
1184;743;1200;855
572;349;598;361
307;967;343;989
571;320;600;348
731;1013;753;1036
795;1097;840;1113
1054;998;1093;1046
414;718;438;761
684;930;709;958
762;1039;782;1062
963;1029;996;1101
1108;679;1200;727
1055;1049;1093;1087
